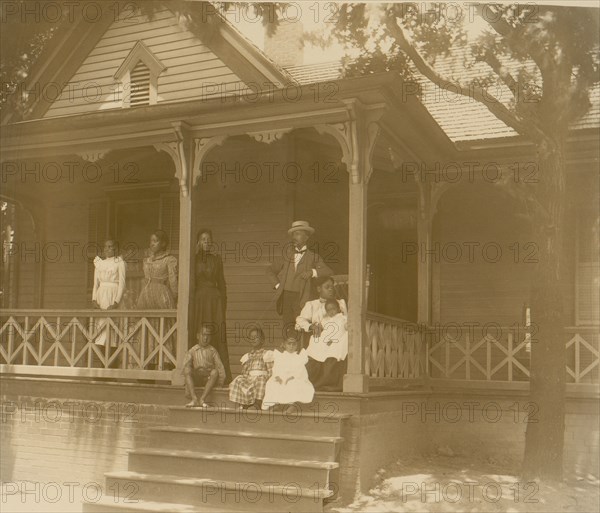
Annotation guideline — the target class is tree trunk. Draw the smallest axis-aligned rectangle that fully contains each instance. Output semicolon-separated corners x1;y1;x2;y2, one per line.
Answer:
522;138;567;481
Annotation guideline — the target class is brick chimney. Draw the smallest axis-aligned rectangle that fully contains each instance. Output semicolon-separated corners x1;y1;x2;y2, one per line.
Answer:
263;20;304;68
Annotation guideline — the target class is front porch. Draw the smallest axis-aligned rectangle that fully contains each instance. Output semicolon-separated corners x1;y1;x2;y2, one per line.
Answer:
1;74;598;393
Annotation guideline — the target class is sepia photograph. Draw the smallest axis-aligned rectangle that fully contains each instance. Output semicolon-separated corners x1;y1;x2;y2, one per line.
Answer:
0;1;598;512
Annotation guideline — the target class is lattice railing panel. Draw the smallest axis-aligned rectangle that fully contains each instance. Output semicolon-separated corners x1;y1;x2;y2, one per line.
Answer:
0;310;177;373
365;312;424;379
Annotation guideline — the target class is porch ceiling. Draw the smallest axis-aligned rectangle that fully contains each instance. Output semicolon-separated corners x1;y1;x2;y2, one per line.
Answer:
0;72;454;165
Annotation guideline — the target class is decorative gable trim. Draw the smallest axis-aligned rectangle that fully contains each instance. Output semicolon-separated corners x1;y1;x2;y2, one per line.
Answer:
114;41;167;107
114;41;167;81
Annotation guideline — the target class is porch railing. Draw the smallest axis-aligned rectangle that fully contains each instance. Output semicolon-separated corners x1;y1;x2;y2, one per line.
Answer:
364;313;599;390
565;327;599;384
0;309;177;380
365;312;425;381
425;324;531;382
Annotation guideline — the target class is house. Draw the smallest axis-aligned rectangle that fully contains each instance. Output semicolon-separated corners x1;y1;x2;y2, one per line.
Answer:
0;2;598;510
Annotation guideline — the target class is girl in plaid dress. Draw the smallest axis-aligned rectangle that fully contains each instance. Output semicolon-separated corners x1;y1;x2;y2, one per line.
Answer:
229;327;272;409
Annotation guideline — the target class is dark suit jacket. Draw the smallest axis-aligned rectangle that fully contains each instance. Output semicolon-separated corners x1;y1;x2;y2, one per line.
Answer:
266;248;333;309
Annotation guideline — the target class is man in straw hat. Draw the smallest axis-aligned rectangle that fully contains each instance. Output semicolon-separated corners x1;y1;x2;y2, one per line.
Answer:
267;221;332;339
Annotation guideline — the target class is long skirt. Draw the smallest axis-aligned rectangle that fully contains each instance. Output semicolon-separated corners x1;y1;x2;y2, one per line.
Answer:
194;287;232;383
306;357;347;391
131;282;176;370
94;282;119;347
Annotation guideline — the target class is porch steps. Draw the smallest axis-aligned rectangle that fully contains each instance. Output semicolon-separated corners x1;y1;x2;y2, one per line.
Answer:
83;405;350;513
81;496;236;513
149;425;343;461
128;448;338;487
102;471;334;512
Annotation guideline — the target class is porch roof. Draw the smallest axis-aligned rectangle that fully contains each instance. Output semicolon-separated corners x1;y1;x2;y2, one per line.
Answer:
0;72;454;165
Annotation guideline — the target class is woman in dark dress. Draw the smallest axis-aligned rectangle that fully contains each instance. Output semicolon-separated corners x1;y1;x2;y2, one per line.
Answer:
193;229;232;384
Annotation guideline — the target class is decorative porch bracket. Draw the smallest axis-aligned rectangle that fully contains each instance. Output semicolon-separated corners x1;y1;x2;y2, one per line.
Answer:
75;150;109;163
153;122;194;197
246;128;293;144
192;135;228;186
317;99;384;393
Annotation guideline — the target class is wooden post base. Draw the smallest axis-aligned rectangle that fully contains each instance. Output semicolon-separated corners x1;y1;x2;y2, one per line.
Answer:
343;373;369;393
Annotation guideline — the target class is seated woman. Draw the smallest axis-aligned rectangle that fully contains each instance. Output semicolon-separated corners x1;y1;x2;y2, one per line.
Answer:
228;326;272;410
295;276;348;391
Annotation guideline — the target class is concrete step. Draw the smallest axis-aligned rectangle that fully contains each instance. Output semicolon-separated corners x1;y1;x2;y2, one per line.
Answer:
128;448;337;489
168;406;350;437
82;496;235;512
149;425;343;462
104;471;333;513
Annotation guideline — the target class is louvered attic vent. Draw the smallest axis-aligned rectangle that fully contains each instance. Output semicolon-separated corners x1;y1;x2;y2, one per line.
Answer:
130;60;151;106
114;41;166;108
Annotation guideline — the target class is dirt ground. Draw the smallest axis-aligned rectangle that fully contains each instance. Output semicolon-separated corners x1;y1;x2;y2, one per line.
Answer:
331;452;600;513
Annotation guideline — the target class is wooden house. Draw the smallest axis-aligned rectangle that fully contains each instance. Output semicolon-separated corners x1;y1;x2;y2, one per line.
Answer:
0;3;598;510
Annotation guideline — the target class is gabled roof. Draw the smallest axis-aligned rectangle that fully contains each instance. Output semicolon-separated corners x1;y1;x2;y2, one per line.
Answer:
3;3;297;123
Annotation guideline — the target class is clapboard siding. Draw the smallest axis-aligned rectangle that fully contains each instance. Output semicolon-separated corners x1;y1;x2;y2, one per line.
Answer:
434;188;533;326
41;202;90;308
73;54;223;80
44;8;243;117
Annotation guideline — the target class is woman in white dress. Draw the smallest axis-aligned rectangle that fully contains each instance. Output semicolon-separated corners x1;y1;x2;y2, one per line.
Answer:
295;276;348;391
92;239;126;349
262;337;314;413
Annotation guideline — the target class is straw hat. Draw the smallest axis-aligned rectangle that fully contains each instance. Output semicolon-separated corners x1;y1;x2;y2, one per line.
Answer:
287;220;315;235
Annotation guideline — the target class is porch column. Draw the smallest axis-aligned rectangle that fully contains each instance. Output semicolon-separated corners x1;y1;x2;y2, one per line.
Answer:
344;177;370;393
416;208;432;323
154;123;198;385
316;103;382;394
174;187;196;384
416;183;433;381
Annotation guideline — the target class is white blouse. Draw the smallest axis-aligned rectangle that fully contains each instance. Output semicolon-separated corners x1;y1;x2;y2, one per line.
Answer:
92;256;126;304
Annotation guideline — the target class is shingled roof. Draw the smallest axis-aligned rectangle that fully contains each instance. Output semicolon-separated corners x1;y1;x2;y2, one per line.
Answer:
285;57;600;143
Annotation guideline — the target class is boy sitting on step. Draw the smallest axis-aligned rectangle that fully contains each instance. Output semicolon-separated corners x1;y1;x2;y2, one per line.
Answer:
183;324;226;408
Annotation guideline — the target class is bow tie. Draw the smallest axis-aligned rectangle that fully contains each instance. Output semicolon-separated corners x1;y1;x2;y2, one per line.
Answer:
295;249;306;254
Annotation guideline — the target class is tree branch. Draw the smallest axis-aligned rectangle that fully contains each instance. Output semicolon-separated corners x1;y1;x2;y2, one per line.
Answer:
477;50;519;96
476;4;552;76
385;15;546;142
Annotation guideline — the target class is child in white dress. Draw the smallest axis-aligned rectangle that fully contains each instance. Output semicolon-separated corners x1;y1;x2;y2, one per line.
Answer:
92;239;126;348
262;337;314;413
314;299;348;362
